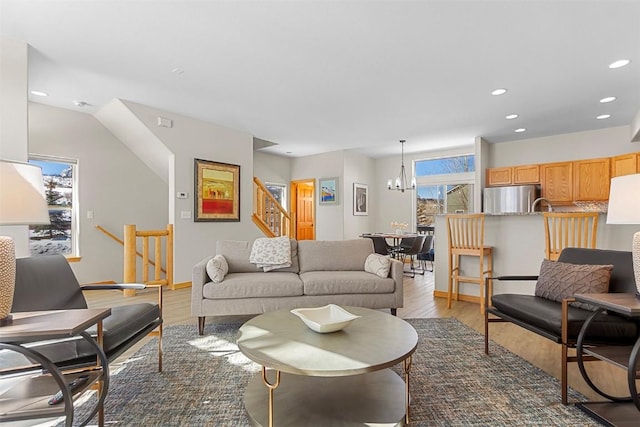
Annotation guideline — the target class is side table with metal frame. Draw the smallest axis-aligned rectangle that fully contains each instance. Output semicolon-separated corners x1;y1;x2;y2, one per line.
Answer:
574;293;640;427
0;308;111;427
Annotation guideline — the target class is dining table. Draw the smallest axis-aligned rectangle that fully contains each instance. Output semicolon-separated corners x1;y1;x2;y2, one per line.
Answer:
361;232;419;255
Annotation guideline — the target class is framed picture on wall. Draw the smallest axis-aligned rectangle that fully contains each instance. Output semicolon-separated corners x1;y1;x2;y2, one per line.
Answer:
194;158;240;221
319;177;339;205
353;183;368;216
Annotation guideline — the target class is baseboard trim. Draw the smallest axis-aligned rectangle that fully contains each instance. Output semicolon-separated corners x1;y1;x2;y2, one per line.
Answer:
433;290;480;304
171;281;191;290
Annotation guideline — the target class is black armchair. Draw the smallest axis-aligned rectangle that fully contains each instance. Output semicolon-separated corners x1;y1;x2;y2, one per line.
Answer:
8;255;163;371
484;248;639;405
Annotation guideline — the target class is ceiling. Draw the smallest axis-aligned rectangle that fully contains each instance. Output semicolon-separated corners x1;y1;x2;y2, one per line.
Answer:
1;1;639;158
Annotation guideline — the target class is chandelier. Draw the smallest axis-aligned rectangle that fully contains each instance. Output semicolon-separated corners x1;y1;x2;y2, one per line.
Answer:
387;140;416;192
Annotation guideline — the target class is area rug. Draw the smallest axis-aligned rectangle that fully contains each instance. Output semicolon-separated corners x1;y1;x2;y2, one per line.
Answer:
60;318;598;426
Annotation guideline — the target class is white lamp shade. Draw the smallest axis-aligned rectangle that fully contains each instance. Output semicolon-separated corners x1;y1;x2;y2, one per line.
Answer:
0;160;50;225
606;173;640;224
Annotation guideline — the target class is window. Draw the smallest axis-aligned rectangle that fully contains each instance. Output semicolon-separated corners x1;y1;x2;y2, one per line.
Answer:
265;183;287;210
28;156;78;257
415;154;475;226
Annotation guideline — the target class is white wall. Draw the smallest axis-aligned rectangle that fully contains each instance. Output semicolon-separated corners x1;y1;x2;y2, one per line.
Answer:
343;150;375;239
0;38;29;256
291;151;345;241
119;100;261;283
27;103;168;284
488;126;635;166
253;151;292;190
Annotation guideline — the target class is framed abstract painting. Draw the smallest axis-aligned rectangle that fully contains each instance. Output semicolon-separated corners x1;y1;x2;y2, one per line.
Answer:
194;158;240;221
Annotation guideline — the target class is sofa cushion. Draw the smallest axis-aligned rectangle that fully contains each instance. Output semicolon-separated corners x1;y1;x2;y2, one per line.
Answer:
300;271;395;295
206;254;228;283
491;294;638;344
216;239;299;273
203;272;303;299
298;239;374;273
364;253;391;278
534;259;613;311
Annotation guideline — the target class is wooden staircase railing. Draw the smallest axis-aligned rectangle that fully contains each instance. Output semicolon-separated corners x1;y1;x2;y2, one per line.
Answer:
96;224;174;295
253;177;295;238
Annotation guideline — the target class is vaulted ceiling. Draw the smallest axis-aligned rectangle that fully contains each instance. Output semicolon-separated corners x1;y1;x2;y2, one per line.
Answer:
2;1;639;158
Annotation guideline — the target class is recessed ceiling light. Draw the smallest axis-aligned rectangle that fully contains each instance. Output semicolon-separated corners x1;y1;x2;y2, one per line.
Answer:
73;100;89;107
505;114;519;120
171;68;184;75
597;114;611;120
609;59;630;69
514;128;526;133
491;88;507;96
600;96;617;103
30;90;48;97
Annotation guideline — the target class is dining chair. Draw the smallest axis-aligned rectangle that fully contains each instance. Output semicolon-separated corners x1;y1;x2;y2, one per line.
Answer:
542;212;598;261
396;234;426;277
446;213;493;313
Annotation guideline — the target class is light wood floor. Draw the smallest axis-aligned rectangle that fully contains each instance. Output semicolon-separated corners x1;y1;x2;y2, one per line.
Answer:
85;270;635;403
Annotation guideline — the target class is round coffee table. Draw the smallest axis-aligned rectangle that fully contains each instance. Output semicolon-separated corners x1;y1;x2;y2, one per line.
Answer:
237;306;418;427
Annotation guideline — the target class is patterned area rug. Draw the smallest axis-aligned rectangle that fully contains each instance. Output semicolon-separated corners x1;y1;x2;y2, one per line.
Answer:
61;318;598;426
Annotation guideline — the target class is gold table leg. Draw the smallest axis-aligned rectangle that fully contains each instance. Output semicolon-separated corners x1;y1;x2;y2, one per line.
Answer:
261;366;281;427
403;355;413;424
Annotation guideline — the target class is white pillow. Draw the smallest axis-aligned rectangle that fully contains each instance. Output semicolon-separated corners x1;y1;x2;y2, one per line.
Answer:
364;253;391;278
206;255;229;283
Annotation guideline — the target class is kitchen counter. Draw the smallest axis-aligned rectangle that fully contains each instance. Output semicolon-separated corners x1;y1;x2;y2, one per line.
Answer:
432;213;635;302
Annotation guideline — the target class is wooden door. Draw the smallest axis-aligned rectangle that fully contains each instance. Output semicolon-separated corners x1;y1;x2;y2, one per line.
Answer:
540;162;573;203
486;167;512;186
292;180;315;240
513;164;540;184
611;153;639;177
573;157;610;201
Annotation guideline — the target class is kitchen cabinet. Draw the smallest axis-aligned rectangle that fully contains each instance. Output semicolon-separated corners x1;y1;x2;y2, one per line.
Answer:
486;167;512;186
540;162;573;203
611;152;639;177
573;157;610;201
513;164;540;184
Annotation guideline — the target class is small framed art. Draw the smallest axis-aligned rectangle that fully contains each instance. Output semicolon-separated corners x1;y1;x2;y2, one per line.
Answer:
319;177;339;205
353;183;368;215
194;158;240;221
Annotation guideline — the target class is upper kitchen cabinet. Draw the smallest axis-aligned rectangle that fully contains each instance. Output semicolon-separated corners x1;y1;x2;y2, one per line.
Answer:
486;167;512;186
573;157;611;201
540;161;573;203
513;164;540;184
611;152;640;177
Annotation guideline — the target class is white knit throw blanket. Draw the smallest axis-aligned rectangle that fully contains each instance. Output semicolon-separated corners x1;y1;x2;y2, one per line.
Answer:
249;236;292;272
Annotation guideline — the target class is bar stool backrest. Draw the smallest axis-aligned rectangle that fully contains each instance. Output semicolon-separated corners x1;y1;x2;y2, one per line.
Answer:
543;212;598;261
446;213;486;251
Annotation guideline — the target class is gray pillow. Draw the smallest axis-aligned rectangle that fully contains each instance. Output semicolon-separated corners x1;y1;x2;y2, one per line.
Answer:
534;259;613;310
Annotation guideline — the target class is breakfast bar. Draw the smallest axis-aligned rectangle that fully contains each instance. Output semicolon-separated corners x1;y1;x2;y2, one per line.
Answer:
432;213;636;302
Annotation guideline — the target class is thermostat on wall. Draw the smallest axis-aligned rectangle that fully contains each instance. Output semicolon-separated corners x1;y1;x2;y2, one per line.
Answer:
177;192;188;199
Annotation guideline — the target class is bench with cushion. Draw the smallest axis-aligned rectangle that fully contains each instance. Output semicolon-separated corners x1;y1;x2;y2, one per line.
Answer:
484;248;639;404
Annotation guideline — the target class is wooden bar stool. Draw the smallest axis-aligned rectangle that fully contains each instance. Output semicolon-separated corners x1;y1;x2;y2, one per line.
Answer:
446;213;493;313
542;212;598;260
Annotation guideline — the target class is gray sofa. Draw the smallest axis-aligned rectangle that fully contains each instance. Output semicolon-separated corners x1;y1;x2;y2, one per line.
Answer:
192;238;403;334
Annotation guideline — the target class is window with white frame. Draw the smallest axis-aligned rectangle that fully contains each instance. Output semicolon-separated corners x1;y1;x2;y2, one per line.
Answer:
415;154;475;226
28;155;78;257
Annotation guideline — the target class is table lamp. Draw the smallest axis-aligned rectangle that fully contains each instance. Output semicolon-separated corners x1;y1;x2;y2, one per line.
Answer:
0;160;50;325
606;173;640;297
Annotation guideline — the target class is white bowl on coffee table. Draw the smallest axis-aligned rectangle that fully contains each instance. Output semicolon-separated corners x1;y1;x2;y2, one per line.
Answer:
291;304;361;333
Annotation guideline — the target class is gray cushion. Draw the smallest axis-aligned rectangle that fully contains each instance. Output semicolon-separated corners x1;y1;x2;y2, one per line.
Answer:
300;271;395;295
216;239;299;273
534;259;613;311
203;272;303;299
298;239;374;273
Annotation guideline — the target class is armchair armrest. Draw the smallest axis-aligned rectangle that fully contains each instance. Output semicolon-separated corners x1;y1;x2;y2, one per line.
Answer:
80;283;147;291
485;275;539;309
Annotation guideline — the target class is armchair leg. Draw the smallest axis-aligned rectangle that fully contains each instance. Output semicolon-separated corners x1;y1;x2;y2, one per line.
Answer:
561;344;568;405
198;316;206;335
391;308;397;316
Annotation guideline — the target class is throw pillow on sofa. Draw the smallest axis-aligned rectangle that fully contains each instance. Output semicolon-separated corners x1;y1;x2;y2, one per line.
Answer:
534;259;613;310
364;253;391;278
206;254;229;283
